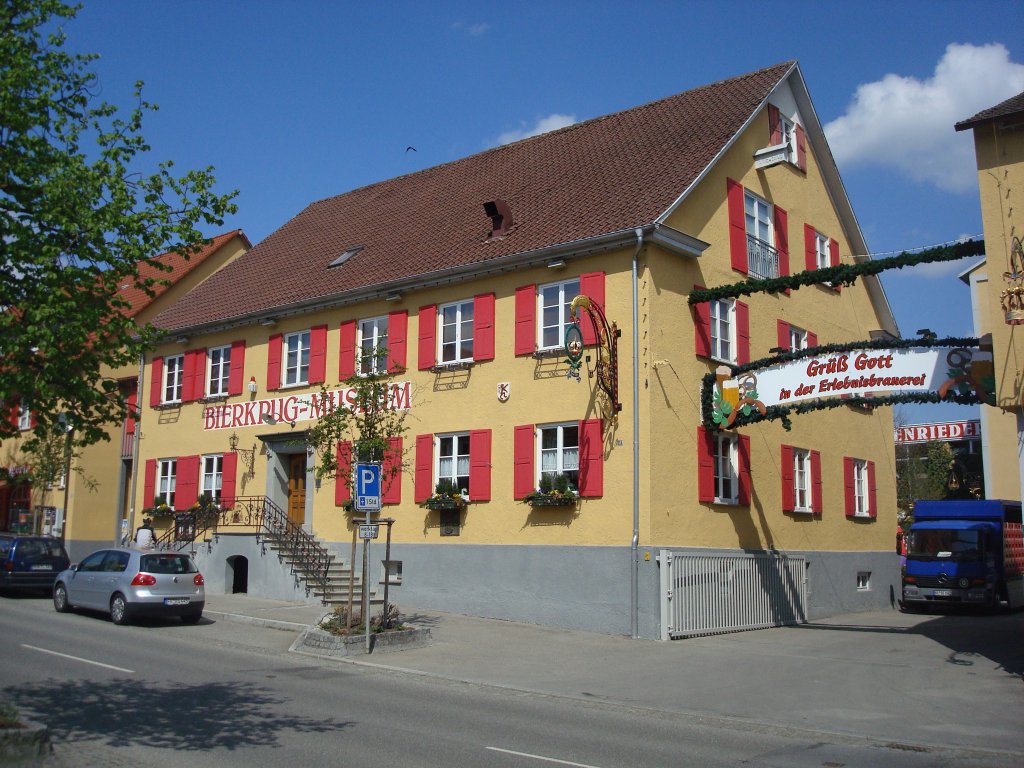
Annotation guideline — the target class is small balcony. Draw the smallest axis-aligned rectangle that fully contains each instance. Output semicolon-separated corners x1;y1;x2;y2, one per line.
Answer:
747;235;779;280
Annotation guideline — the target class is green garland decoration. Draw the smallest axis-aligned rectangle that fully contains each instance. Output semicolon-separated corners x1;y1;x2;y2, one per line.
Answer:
689;239;985;305
701;336;988;432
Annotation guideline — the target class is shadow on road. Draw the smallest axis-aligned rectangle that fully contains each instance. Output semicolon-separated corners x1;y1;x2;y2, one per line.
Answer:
795;609;1024;680
4;677;352;750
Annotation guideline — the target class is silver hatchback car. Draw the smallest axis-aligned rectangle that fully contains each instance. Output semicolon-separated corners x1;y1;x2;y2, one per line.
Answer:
53;547;205;625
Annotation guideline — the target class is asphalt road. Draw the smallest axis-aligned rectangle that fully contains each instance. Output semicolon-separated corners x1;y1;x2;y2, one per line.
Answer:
0;593;1017;767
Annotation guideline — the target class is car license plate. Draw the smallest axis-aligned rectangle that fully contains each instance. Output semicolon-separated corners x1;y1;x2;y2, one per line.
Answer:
164;598;190;606
30;564;52;571
933;589;952;597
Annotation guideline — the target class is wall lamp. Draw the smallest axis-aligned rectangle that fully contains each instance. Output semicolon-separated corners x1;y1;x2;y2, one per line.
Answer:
385;293;402;302
248;376;257;394
175;336;189;345
260;317;277;327
546;259;566;269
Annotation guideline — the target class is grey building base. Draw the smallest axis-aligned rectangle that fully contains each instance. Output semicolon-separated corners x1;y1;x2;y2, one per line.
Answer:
188;534;325;604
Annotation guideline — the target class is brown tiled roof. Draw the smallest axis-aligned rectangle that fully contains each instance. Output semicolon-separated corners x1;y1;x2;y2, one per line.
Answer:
119;230;250;317
955;90;1024;131
155;62;795;332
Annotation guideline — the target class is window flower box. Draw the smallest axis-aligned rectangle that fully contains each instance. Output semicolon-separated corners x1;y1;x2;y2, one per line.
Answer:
523;472;578;507
423;479;468;511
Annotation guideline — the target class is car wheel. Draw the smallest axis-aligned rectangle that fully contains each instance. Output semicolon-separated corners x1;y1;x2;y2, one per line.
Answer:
53;583;70;613
110;593;130;625
180;611;203;625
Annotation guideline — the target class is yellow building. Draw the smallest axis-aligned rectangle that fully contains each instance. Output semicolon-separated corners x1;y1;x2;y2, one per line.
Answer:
1;231;251;551
956;91;1024;502
133;62;899;638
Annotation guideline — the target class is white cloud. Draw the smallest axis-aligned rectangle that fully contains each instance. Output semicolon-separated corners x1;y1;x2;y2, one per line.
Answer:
452;21;491;37
824;43;1024;193
494;113;577;146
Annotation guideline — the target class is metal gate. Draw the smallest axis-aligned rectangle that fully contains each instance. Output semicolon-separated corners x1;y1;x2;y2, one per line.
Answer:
659;550;808;640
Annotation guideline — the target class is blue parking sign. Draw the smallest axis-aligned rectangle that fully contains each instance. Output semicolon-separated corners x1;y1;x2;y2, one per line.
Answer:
355;463;381;512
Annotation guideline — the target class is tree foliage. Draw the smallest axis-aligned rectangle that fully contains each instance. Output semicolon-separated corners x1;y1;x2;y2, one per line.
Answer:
306;348;410;499
0;0;237;453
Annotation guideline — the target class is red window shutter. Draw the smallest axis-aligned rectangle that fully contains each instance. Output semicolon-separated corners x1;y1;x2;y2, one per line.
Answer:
578;419;603;498
727;178;748;274
811;450;823;515
221;452;238;507
579;272;605;346
807;331;818;348
738;433;751;506
777;320;791;351
185;349;206;402
338;320;356;380
868;460;877;518
335;441;353;505
795;124;807;171
383;437;402;504
6;401;17;429
736;301;750;364
143;459;157;508
768;104;781;145
474;292;495;361
774;206;789;282
513;424;535;499
514;285;536;356
176;454;200;509
697;427;715;503
804;224;817;271
781;445;795;511
309;324;328;384
829;239;842;292
125;387;138;434
267;334;282;390
468;429;492;502
417;305;436;370
414;434;433;503
228;340;246;396
844;457;856;517
150;357;163;407
388;310;408;372
693;284;711;357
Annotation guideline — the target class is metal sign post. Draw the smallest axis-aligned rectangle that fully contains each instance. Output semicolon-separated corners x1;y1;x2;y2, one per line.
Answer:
354;463;382;652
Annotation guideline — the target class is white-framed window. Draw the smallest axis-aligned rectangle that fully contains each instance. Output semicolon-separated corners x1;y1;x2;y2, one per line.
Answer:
814;231;830;271
283;331;311;386
358;316;389;376
789;324;809;351
163;354;184;403
157;458;177;508
538;278;581;351
207;345;231;397
436;432;470;496
778;113;796;159
792;448;811;512
744;190;777;279
439;299;474;364
201;454;223;503
709;298;736;363
714;432;739;504
538;422;579;490
17;405;31;431
852;459;869;517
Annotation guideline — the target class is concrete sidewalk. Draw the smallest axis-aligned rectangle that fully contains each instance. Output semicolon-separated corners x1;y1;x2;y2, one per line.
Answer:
204;593;1024;760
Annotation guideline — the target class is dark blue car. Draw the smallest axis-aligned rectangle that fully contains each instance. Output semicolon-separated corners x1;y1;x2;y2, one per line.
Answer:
0;535;71;594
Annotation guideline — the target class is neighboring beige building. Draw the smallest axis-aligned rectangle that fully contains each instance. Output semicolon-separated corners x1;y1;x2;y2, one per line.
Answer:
956;91;1024;501
126;62;901;639
1;231;251;551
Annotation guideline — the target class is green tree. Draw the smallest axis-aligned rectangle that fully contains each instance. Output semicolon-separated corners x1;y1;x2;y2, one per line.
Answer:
0;0;237;457
306;347;410;499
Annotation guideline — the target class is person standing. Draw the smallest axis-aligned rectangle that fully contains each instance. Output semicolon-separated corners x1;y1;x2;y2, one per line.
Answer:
135;518;155;549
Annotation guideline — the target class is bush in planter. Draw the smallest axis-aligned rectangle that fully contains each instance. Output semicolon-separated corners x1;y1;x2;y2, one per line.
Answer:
524;472;578;505
145;494;173;518
425;478;466;508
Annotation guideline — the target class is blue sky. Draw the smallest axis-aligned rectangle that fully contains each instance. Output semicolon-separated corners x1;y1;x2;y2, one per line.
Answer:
61;0;1024;424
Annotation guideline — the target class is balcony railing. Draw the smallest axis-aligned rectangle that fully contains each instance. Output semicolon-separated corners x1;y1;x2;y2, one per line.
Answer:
747;235;779;280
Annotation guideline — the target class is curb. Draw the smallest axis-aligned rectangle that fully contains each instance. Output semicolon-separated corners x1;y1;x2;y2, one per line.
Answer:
290;625;432;658
0;717;52;767
204;609;317;633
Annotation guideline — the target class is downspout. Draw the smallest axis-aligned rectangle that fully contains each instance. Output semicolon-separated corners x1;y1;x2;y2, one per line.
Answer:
126;351;146;544
630;227;644;639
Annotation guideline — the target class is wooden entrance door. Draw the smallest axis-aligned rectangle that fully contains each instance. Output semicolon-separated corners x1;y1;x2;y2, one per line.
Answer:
287;454;306;526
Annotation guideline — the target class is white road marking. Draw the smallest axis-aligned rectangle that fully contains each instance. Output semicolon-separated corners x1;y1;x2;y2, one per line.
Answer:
21;644;135;674
485;746;603;767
